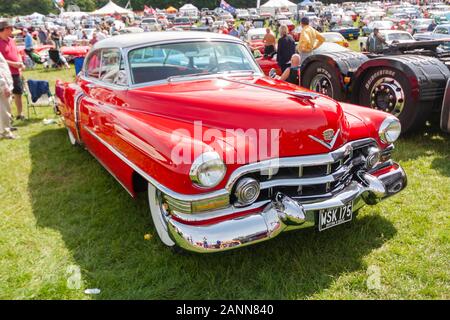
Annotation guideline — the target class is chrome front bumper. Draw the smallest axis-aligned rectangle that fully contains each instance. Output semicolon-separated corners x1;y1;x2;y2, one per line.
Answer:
164;164;407;253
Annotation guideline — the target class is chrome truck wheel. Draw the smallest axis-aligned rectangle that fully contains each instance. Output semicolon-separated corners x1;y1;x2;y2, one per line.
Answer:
369;77;405;117
358;67;431;133
147;183;176;247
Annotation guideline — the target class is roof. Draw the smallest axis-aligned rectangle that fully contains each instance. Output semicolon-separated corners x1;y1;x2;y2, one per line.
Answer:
93;31;242;50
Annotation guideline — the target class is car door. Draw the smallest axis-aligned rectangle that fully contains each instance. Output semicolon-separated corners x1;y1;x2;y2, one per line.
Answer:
78;48;134;189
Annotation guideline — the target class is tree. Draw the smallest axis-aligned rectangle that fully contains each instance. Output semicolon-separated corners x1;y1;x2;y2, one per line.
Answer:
0;0;54;16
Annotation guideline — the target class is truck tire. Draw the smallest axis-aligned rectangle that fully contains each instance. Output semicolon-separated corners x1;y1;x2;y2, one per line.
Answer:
301;61;345;101
358;67;431;133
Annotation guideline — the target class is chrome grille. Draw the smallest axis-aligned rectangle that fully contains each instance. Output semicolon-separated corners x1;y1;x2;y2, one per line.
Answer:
233;140;375;203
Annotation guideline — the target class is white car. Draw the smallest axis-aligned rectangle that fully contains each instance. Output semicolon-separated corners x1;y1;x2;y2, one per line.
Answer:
141;18;162;31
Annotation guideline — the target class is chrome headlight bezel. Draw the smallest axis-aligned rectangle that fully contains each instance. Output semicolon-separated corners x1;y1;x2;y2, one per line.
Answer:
379;117;401;144
189;151;226;188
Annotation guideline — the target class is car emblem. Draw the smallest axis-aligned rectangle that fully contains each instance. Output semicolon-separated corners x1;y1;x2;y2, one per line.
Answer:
308;129;340;150
322;129;335;141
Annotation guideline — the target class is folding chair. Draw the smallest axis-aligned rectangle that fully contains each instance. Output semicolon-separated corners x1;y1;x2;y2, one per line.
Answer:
23;78;54;118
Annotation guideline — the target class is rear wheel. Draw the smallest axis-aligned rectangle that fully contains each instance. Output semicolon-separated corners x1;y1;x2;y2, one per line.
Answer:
358;67;431;133
301;62;345;101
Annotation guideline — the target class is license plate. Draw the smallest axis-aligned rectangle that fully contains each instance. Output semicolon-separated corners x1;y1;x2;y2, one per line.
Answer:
318;201;353;231
349;34;353;38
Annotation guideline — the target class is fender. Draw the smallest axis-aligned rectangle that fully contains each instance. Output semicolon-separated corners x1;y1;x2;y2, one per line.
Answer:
301;51;368;99
352;55;450;105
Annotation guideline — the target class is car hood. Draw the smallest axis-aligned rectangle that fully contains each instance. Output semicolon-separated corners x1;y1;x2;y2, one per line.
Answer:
126;76;354;160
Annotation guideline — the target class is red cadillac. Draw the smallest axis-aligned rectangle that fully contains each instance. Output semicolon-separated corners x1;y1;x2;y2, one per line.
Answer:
55;32;407;253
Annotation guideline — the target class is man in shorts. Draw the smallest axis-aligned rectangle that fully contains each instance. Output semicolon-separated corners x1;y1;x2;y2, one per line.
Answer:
0;19;25;121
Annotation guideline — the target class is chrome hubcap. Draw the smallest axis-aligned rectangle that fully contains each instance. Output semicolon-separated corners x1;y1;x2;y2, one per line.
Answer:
310;74;334;97
370;77;405;116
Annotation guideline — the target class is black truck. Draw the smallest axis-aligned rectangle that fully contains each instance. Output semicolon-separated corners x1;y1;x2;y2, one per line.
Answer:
300;39;450;133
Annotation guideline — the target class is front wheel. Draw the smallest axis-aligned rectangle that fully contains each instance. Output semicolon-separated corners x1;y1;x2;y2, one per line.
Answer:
67;128;77;146
147;184;176;247
357;67;431;133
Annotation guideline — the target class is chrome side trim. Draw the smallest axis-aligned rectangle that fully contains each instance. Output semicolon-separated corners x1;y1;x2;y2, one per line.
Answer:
83;125;229;202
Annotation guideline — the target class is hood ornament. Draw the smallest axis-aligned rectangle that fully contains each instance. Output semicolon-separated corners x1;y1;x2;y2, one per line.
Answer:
309;129;340;150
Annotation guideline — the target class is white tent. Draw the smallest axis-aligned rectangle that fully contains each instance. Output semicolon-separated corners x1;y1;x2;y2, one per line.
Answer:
91;0;132;15
179;4;199;17
29;12;45;19
260;0;297;15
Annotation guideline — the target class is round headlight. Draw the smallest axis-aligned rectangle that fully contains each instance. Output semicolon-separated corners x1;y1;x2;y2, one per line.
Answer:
379;117;401;144
190;152;226;188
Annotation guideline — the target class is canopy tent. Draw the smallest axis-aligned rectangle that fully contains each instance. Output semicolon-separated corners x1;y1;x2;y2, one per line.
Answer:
28;12;45;19
179;4;199;16
166;6;177;13
60;11;89;19
299;0;314;6
260;0;297;15
91;0;132;15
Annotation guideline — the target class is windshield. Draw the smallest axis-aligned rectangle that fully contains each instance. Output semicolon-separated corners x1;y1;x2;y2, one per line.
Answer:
128;41;260;84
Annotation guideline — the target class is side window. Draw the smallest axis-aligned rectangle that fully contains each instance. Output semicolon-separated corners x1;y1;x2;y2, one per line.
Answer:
85;50;101;79
99;49;126;85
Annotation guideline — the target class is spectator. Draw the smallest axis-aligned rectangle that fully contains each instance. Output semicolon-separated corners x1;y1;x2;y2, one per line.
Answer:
0;19;25;121
427;20;437;32
46;41;70;69
51;29;61;49
276;24;295;73
297;17;325;63
229;26;239;38
0;52;15;139
38;27;47;45
89;32;98;46
366;28;387;54
263;28;276;56
273;54;301;86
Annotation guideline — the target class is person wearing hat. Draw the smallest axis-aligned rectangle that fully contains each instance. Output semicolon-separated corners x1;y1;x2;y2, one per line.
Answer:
297;17;325;63
0;19;25;121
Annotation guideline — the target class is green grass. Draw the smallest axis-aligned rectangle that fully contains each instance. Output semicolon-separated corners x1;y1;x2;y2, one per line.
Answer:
0;66;449;300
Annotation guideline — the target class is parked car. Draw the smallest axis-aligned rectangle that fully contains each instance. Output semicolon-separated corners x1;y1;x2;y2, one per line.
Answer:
414;23;450;45
331;24;360;40
322;32;350;47
362;20;395;36
246;28;268;54
409;18;434;34
172;17;192;30
55;32;408;253
141;17;162;31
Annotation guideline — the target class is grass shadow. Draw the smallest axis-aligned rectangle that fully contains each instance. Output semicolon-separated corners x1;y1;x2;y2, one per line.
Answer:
28;128;397;299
